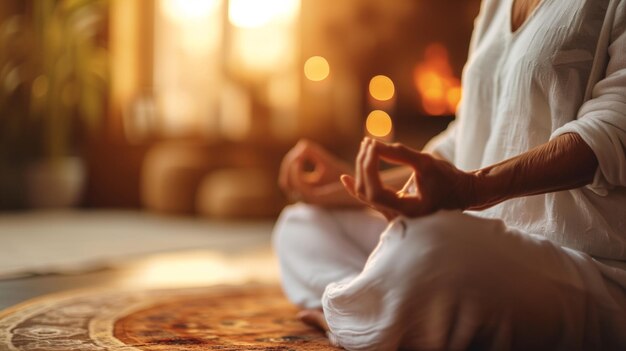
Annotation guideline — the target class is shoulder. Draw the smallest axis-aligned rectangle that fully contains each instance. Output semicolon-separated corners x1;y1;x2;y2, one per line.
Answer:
471;0;504;47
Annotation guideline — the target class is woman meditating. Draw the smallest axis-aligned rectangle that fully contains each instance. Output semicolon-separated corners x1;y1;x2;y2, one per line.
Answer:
274;0;626;349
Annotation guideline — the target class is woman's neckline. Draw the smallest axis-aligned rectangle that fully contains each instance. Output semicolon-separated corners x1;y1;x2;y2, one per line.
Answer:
508;0;548;36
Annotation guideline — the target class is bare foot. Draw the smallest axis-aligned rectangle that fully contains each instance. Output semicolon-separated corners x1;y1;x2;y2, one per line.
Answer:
297;309;329;332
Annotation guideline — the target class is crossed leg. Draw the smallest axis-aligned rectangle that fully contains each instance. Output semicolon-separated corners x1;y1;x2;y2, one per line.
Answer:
272;203;387;309
273;205;626;350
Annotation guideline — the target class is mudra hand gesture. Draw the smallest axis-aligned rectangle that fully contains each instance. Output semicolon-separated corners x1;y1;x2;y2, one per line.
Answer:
341;137;475;220
279;139;360;207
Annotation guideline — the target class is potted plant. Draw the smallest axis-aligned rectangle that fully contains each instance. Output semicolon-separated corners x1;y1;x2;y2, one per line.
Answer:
0;0;108;208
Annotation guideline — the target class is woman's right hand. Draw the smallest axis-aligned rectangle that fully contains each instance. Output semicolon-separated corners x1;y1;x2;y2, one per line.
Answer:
340;138;475;219
279;139;362;207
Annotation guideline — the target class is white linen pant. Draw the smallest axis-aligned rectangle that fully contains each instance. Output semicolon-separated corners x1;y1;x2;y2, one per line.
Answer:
273;204;626;351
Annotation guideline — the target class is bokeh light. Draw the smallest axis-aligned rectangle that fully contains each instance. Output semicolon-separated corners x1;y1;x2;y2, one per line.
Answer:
369;75;395;101
304;56;330;81
366;110;393;137
229;0;300;28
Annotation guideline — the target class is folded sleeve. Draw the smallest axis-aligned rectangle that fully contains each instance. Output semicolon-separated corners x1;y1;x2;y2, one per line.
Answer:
424;120;458;162
551;0;626;195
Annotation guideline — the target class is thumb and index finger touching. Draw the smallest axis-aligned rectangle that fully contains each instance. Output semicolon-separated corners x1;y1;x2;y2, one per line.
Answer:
341;137;425;186
340;138;427;214
279;140;326;192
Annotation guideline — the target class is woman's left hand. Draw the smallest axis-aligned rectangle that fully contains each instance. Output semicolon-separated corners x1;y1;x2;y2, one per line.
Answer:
341;138;476;220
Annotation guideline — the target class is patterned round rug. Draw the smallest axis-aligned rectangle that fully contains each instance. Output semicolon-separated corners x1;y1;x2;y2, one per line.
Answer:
0;285;339;350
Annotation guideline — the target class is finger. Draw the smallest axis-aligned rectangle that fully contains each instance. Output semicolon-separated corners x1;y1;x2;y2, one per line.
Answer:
368;201;400;221
359;177;429;218
357;140;419;216
278;152;295;192
362;140;385;203
343;174;400;220
393;195;431;217
343;174;379;207
367;186;404;211
399;173;417;195
307;161;327;184
286;143;325;187
295;139;336;170
287;158;302;201
289;158;313;201
343;174;386;207
373;142;429;169
294;142;335;184
354;138;369;196
299;140;327;164
340;174;358;198
279;141;310;192
368;193;405;221
280;160;302;194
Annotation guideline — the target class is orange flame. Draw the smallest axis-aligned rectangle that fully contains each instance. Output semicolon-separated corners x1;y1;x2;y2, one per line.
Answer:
413;43;462;116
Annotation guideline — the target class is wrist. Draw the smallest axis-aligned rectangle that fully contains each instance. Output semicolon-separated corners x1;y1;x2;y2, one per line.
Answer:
466;170;484;210
446;170;481;211
465;167;509;211
457;170;481;211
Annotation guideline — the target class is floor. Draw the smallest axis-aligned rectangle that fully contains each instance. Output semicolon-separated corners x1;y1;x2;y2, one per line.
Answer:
0;210;278;310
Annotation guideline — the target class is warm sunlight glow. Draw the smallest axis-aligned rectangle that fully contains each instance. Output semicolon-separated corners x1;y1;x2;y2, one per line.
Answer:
366;110;393;138
304;56;330;81
130;250;278;288
232;26;291;74
369;75;395;101
414;43;462;116
229;0;300;28
156;0;222;136
162;0;220;23
228;0;299;76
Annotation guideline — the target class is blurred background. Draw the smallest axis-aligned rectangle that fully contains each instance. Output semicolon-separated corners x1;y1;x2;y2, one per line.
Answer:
0;0;481;307
0;0;480;217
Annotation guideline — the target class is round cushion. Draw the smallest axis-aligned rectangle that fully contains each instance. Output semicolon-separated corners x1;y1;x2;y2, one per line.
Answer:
196;168;284;218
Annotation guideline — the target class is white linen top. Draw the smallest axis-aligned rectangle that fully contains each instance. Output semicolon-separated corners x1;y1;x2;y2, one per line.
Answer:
426;0;626;264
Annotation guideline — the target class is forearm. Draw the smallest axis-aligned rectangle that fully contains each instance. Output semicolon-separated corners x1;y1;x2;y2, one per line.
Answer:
467;133;598;210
